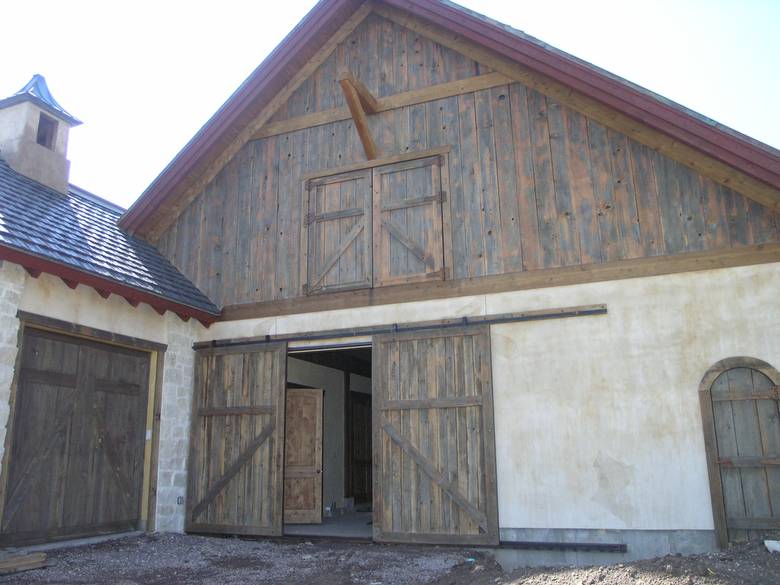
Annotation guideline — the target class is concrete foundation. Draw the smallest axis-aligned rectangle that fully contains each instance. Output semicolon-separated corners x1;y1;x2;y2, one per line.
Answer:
494;527;717;570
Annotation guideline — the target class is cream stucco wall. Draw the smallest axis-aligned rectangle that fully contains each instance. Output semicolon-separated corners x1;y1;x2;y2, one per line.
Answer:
486;263;778;531
200;262;780;534
2;257;777;540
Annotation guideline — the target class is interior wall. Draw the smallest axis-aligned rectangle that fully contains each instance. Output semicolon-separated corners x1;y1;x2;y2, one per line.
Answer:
350;373;371;394
287;357;346;514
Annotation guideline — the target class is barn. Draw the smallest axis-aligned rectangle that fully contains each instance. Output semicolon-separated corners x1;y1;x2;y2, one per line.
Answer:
0;0;779;567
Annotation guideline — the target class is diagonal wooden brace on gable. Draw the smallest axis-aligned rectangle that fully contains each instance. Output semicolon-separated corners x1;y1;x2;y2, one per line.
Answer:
338;69;379;160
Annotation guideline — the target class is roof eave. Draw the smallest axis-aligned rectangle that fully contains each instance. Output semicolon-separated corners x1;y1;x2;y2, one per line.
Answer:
0;244;219;326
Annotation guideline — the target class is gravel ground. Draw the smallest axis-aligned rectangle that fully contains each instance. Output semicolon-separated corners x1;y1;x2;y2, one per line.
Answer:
435;543;780;585
4;534;780;584
4;533;468;585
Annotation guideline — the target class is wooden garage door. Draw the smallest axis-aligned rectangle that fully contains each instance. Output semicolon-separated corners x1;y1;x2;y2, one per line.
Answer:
373;326;499;544
709;365;780;542
0;328;151;545
187;343;286;535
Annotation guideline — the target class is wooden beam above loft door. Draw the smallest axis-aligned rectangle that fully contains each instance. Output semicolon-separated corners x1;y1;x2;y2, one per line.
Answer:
338;70;379;160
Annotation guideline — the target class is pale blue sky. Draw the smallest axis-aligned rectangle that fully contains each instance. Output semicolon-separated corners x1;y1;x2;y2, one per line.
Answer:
2;0;778;208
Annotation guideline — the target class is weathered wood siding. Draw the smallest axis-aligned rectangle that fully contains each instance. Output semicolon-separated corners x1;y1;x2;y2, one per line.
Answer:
267;13;492;124
156;15;780;309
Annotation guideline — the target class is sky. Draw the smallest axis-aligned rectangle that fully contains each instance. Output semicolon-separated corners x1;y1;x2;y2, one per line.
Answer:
2;0;779;209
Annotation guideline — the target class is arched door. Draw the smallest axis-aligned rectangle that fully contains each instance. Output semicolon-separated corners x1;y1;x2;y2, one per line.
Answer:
699;358;780;546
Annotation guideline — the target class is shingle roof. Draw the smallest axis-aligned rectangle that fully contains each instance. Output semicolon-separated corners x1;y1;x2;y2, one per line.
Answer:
0;157;219;315
0;74;81;126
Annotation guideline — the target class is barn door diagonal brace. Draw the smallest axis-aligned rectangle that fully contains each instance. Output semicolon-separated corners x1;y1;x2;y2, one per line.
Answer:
381;421;488;532
308;222;365;291
191;420;276;521
381;218;434;268
338;70;379;160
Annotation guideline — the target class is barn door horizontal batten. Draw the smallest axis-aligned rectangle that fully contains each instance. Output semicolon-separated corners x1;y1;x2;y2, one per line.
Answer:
187;342;287;536
373;325;499;545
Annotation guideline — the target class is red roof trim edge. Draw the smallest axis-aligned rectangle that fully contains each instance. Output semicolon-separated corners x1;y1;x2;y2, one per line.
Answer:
0;245;219;326
385;0;780;184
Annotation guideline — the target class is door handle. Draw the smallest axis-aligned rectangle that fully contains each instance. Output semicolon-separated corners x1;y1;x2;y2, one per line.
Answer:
316;469;322;474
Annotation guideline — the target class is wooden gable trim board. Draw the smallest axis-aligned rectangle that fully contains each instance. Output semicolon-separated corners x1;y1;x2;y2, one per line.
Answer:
138;2;375;243
118;0;780;241
373;4;780;214
380;0;780;188
220;241;780;320
253;72;512;140
0;244;219;326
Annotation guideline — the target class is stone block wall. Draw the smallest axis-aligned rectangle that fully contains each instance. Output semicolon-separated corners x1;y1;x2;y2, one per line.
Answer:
154;313;198;532
0;261;25;466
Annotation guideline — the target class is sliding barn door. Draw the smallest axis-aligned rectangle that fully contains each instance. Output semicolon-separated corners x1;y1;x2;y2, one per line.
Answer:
187;343;286;535
373;326;499;544
372;156;447;286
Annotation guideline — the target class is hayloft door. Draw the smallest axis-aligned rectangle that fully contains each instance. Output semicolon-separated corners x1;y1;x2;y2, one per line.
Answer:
372;326;499;544
372;156;447;286
283;388;323;524
187;343;286;535
301;170;373;294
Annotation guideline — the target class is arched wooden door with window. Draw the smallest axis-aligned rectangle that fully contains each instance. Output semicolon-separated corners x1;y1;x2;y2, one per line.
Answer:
699;357;780;546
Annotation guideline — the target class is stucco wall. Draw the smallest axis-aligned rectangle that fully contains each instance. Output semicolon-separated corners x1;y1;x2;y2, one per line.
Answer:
486;263;778;531
200;262;780;536
2;258;777;543
0;266;202;533
288;357;346;513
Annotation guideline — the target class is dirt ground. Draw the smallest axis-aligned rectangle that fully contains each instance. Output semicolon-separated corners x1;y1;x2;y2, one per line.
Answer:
4;533;780;585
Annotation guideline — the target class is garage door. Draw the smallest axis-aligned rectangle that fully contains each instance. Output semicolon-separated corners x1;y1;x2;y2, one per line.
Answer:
0;327;151;545
373;326;499;544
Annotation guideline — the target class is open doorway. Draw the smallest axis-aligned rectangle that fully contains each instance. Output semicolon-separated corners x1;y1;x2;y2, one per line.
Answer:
283;344;373;539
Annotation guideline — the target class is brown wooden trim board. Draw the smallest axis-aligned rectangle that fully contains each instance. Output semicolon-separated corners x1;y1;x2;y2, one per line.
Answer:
220;243;780;321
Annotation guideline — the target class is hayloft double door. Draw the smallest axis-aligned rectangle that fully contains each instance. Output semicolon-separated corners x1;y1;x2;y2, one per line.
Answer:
187;326;498;545
302;154;450;294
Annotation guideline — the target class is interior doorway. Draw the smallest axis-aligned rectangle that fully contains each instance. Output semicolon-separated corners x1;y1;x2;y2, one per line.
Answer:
283;344;373;539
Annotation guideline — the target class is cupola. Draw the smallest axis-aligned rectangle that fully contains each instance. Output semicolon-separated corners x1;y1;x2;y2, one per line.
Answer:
0;74;81;194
